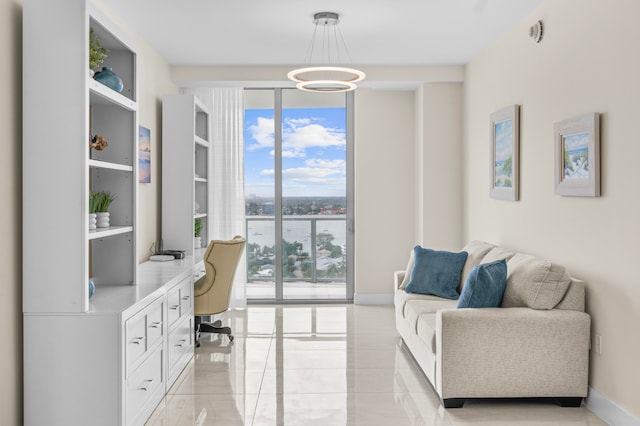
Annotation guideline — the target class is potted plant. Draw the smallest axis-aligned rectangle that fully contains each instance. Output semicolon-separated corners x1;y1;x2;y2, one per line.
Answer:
88;191;98;230
89;28;108;76
194;218;203;249
92;190;116;228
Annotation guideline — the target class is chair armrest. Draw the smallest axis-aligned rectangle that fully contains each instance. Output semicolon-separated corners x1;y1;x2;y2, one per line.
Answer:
435;307;590;399
394;270;405;290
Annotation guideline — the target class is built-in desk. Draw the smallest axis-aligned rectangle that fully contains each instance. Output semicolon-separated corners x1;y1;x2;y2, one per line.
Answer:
24;254;204;426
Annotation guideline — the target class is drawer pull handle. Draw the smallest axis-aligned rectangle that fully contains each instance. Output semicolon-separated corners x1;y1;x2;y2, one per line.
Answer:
150;321;163;329
176;339;188;347
139;379;153;391
131;336;145;345
170;305;180;310
182;295;190;300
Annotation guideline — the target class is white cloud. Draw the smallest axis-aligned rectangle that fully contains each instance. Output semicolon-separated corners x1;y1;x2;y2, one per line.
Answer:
247;117;274;151
305;158;345;169
248;115;345;157
259;157;345;184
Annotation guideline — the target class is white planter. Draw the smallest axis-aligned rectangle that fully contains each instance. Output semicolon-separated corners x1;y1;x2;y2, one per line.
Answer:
96;212;110;228
194;236;202;249
88;213;97;230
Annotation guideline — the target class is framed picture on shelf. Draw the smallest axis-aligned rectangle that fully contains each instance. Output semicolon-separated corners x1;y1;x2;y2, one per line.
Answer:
554;113;600;197
490;105;520;201
138;125;151;183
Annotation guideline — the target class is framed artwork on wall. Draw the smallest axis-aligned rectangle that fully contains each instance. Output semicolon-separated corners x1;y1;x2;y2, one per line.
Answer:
554;113;600;197
138;125;151;183
490;105;520;201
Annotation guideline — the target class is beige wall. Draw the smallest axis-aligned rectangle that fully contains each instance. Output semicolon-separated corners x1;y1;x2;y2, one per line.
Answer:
92;0;179;262
1;0;22;423
415;83;463;250
464;0;640;418
354;89;415;300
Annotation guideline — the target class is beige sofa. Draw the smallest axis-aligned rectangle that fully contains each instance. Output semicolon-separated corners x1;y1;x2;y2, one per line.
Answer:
394;241;591;408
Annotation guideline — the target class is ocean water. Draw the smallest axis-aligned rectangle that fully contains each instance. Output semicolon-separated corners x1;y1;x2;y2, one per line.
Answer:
247;217;347;254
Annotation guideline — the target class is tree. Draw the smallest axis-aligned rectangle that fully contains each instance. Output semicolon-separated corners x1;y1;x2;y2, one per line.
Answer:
317;232;335;250
501;155;512;177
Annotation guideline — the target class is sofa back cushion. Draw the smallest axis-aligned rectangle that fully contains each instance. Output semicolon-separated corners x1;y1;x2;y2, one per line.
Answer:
399;248;415;290
481;246;516;264
404;246;468;300
555;279;586;311
502;253;572;310
458;259;508;308
459;241;495;290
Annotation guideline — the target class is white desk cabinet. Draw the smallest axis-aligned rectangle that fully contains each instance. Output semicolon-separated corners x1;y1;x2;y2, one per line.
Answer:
24;257;200;426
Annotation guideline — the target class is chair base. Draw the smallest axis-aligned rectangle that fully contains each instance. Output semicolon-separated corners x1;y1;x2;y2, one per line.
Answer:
195;317;234;347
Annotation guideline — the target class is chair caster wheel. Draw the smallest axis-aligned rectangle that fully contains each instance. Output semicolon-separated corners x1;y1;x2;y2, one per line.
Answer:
229;335;234;342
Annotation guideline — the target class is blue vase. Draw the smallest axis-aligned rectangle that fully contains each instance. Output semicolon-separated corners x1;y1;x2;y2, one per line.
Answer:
94;67;124;93
88;279;95;299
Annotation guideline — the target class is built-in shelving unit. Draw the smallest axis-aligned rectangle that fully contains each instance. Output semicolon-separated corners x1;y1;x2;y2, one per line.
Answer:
23;1;194;425
162;94;212;256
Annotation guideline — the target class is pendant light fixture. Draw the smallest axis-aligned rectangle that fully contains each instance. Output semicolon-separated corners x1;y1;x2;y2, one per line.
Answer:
287;12;365;93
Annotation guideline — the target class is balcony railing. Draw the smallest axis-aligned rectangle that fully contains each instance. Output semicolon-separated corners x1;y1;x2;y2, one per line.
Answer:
245;215;346;284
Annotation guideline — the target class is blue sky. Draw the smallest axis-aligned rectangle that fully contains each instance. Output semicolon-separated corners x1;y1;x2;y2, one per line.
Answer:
494;119;513;163
244;107;346;198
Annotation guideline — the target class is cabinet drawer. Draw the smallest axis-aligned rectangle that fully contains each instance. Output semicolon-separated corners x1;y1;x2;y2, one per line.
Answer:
167;285;182;328
146;299;164;348
125;346;164;426
125;311;147;371
125;296;164;373
168;314;193;374
179;279;193;315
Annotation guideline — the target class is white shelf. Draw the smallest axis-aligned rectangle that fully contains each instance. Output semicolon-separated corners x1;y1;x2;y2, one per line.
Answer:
162;95;211;256
88;226;134;240
89;79;137;111
89;159;133;172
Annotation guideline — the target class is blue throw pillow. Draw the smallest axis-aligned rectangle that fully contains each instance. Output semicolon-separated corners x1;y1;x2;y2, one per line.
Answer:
404;246;468;300
457;259;507;308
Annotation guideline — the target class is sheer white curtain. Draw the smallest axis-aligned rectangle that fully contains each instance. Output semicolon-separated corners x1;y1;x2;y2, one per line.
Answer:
181;87;246;307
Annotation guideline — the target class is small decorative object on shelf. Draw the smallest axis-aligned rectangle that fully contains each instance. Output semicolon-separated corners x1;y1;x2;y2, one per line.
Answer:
88;278;95;299
194;218;203;249
94;67;124;93
91;190;116;228
88;191;98;230
89;132;108;151
89;28;108;76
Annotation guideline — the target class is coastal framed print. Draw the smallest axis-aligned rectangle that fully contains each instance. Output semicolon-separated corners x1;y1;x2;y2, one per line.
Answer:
490;105;520;201
554;113;600;197
138;125;151;183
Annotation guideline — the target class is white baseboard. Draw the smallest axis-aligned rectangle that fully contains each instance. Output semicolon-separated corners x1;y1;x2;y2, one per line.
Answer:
585;386;639;426
353;293;394;305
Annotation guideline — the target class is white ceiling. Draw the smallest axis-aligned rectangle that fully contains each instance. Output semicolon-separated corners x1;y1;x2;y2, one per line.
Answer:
102;0;543;67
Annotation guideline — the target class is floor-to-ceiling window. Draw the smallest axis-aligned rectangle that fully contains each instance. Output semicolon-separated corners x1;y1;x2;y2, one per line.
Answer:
243;88;354;302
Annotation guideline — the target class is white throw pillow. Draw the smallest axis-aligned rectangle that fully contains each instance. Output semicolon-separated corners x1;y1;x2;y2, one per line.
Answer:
502;253;572;310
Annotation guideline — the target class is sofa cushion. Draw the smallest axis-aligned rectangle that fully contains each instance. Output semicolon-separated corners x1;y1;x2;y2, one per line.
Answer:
404;246;468;300
481;246;516;263
502;253;572;310
457;259;508;308
416;313;437;354
459;241;495;290
399;248;415;290
554;280;585;312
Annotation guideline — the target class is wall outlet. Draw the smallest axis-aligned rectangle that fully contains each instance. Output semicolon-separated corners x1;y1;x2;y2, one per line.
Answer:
595;334;602;355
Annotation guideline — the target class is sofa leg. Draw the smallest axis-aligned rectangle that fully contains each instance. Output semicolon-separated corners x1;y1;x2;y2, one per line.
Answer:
442;398;465;408
554;397;582;407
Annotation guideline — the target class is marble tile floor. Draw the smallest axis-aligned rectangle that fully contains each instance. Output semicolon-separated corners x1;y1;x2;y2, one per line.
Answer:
146;304;606;426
